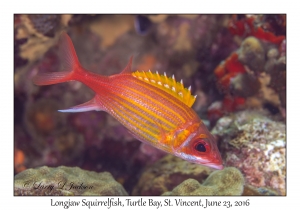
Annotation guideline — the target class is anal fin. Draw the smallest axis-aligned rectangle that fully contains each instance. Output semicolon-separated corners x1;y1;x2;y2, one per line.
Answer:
58;97;102;113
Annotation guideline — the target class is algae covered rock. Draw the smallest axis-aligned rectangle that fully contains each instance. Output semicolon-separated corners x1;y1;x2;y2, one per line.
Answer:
14;166;128;196
212;110;286;195
132;155;214;195
242;184;278;196
162;167;244;195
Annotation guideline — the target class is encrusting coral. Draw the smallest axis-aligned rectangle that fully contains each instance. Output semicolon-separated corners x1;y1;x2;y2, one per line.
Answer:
211;110;286;195
132;155;214;196
209;15;286;122
14;166;128;196
162;167;244;195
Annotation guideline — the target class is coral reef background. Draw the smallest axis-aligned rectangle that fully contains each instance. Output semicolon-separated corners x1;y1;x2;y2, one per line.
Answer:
14;14;286;195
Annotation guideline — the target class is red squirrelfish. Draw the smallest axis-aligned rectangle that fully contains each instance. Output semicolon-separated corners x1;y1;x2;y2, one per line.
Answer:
33;33;223;170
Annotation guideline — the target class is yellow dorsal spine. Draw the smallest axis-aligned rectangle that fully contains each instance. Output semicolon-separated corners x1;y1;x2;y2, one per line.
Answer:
132;70;196;107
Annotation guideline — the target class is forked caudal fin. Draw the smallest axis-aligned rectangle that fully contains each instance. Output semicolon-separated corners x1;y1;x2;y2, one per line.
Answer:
32;32;82;86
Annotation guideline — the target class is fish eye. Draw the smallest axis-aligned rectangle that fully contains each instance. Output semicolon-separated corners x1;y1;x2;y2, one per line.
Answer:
195;143;206;152
194;140;210;153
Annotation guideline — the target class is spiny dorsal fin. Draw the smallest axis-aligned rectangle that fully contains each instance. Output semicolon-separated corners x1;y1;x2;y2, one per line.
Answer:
132;70;196;107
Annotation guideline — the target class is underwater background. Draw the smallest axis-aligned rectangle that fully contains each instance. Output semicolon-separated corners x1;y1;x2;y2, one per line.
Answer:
14;14;286;196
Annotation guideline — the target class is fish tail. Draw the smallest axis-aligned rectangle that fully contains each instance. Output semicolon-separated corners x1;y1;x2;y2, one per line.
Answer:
33;32;83;86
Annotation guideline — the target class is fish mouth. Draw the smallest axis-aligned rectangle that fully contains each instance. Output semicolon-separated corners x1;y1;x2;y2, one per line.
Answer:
201;154;223;170
204;163;224;170
188;156;223;170
192;158;223;170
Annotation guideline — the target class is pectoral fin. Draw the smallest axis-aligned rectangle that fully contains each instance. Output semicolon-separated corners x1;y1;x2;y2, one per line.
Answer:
58;97;102;113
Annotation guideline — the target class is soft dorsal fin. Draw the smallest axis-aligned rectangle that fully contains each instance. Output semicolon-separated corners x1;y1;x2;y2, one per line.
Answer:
120;56;133;74
132;70;197;107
